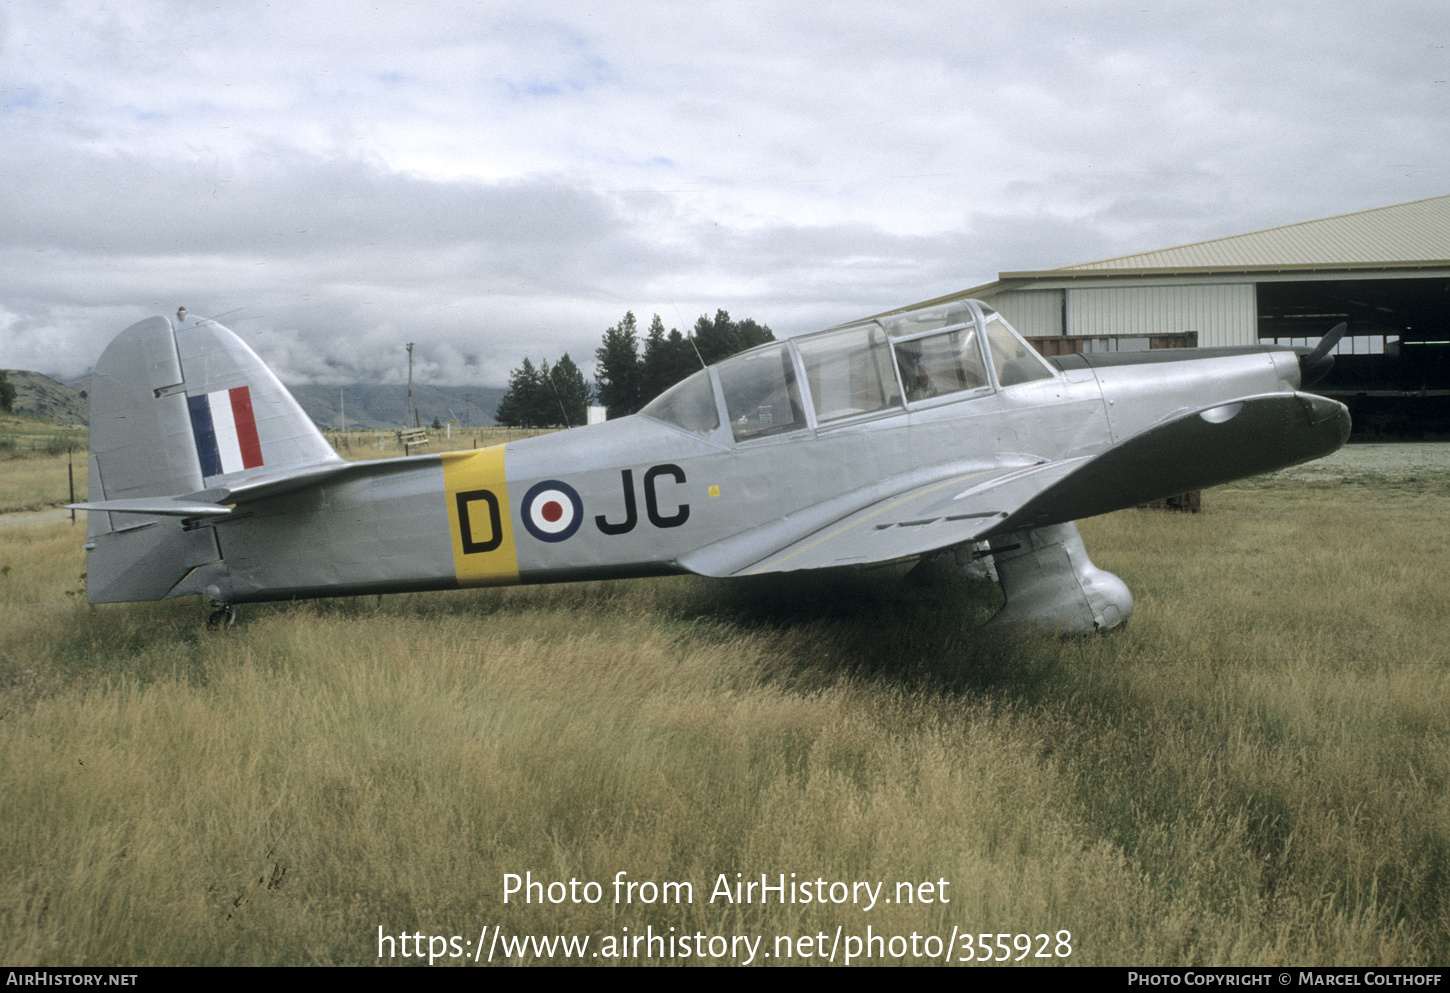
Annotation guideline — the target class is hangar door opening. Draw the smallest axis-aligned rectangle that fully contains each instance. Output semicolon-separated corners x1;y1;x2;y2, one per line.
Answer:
1257;278;1450;437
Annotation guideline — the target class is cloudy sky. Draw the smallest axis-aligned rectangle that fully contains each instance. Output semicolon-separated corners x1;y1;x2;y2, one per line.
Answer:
2;1;1447;387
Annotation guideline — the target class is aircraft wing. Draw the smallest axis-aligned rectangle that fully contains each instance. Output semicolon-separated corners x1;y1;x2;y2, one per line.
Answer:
678;456;1086;577
682;391;1346;578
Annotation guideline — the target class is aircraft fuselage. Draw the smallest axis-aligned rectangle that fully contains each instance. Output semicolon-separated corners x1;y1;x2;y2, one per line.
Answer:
172;344;1342;604
79;300;1349;632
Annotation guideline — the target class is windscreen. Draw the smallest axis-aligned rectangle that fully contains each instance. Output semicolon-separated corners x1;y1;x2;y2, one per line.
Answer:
892;327;987;402
984;317;1055;387
716;344;806;441
639;368;720;435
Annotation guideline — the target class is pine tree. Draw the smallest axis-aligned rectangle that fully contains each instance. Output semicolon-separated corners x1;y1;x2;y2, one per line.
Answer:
531;359;560;426
494;358;543;427
666;329;703;386
734;316;775;352
596;308;775;412
546;353;592;427
641;316;700;405
0;371;13;414
639;315;674;406
693;309;775;364
594;312;642;419
693;309;738;364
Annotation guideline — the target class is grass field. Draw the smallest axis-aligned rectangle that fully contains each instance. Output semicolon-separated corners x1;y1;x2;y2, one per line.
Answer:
0;416;87;514
1;429;1447;966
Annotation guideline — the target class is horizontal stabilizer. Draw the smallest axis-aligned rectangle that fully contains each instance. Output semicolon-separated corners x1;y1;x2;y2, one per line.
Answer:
199;454;429;506
70;496;231;517
73;452;437;516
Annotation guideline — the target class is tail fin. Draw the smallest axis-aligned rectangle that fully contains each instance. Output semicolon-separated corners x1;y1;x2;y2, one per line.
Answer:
171;317;341;481
85;315;340;603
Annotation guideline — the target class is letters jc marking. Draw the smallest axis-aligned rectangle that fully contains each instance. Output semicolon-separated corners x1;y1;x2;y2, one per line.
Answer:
595;469;637;535
594;464;690;535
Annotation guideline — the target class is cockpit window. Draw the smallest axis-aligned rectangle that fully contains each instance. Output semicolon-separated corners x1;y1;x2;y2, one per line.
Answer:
984;317;1055;387
716;343;806;442
796;324;900;422
640;368;720;435
879;302;976;338
893;326;988;402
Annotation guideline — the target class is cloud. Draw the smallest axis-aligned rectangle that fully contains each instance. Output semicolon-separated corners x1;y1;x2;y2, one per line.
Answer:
2;1;1448;384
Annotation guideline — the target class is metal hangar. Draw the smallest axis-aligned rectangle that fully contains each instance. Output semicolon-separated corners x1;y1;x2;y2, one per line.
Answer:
906;195;1450;436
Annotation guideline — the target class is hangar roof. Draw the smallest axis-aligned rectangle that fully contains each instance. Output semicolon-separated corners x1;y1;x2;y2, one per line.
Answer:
884;195;1450;320
1002;194;1450;280
997;194;1450;281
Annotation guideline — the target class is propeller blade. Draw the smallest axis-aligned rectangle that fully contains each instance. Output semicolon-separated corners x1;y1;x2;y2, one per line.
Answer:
1298;322;1348;388
1303;322;1349;367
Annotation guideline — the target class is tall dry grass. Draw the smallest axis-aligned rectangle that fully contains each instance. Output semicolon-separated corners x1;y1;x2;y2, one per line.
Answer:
0;462;1446;965
0;417;87;513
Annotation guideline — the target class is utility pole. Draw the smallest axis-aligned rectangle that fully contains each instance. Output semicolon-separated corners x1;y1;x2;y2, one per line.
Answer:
406;342;415;429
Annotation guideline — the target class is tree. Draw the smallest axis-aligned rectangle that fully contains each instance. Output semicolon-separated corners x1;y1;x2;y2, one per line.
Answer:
494;358;543;427
734;316;775;352
494;355;592;428
638;315;671;407
640;316;699;406
592;307;777;416
692;309;736;364
693;309;774;365
530;359;560;426
594;312;643;419
0;371;12;413
544;353;592;427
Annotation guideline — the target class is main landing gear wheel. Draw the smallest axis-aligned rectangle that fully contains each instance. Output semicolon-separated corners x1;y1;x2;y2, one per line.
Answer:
206;602;238;630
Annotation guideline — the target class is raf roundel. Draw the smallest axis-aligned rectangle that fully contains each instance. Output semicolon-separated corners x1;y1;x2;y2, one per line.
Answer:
520;480;584;543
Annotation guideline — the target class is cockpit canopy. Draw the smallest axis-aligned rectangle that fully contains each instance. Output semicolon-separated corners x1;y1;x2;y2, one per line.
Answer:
640;298;1056;441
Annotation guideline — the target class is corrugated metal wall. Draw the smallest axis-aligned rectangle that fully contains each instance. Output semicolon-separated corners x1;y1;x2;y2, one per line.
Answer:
979;289;1064;337
1064;284;1256;347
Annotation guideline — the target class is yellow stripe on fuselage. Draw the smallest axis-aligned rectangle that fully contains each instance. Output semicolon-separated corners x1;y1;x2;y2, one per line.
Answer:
442;446;520;586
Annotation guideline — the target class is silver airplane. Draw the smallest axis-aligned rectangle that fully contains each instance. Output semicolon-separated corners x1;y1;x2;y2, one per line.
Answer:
75;300;1350;632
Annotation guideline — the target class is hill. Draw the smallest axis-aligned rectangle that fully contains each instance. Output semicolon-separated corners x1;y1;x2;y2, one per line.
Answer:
6;370;90;425
56;375;505;431
286;383;507;430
